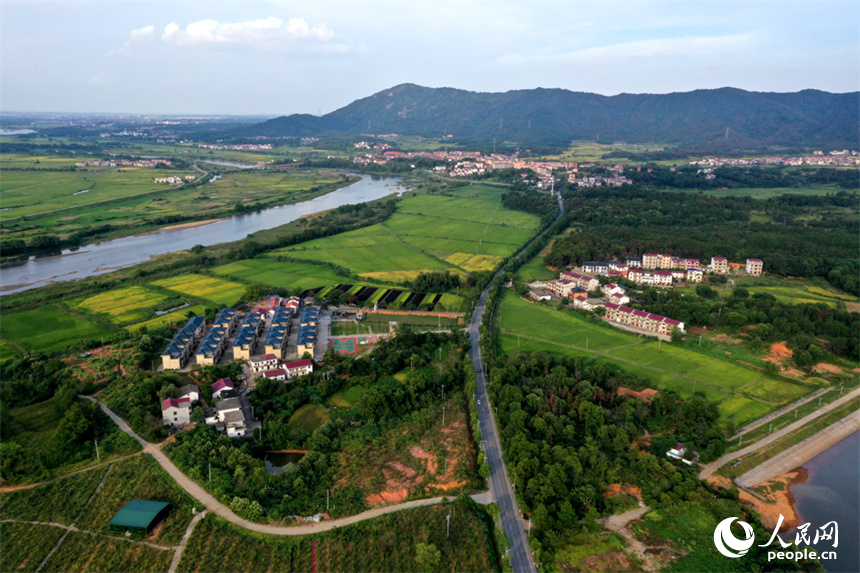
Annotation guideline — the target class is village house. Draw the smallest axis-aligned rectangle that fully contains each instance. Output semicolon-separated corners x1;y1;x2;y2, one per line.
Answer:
232;312;264;361
603;302;685;337
746;258;764;276
626;257;642;268
212;378;235;400
687;269;704;283
544;279;576;298
642;253;659;269
560;271;600;292
582;262;609;275
178;384;199;403
284;359;314;378
160;317;206;370
195;326;228;367
262;368;287;382
711;257;729;274
250;354;279;373
162;397;191;427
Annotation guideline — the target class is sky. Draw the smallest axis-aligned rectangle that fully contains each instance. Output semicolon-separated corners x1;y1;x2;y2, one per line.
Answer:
2;1;858;116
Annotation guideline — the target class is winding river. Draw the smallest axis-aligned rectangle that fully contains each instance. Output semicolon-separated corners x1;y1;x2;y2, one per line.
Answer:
1;174;406;295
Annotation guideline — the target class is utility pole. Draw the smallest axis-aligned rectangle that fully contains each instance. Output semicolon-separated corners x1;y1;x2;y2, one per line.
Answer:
528;518;532;537
769;423;772;432
94;439;100;461
442;405;446;427
446;512;452;538
327;489;330;512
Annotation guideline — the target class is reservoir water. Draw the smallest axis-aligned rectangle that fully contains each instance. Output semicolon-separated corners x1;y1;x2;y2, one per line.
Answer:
1;174;406;294
789;431;859;573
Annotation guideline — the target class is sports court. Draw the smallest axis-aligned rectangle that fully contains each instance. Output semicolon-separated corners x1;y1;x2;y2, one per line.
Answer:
330;337;357;354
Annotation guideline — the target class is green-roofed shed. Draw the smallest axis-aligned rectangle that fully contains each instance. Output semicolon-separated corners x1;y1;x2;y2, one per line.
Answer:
109;500;171;534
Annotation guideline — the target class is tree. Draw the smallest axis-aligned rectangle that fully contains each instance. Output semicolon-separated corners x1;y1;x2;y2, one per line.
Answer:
415;543;441;572
242;283;265;303
671;327;684;343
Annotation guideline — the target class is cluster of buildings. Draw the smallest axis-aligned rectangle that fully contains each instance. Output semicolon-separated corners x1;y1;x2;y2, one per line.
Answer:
568;164;632;188
197;143;273;151
160;296;309;371
249;356;314;382
75;158;171;168
153;175;196;184
353;141;393;150
160;377;261;439
690;151;859;168
204;378;258;438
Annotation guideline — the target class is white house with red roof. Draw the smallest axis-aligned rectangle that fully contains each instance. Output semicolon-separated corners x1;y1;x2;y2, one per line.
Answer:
262;368;287;382
162;397;192;427
212;378;235;400
284;359;314;378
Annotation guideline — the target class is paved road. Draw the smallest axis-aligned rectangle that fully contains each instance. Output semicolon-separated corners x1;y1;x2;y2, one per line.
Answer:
736;408;860;487
80;395;490;535
699;386;860;479
467;194;563;573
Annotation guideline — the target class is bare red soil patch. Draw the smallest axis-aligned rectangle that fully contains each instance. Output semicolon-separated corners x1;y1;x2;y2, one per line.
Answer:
764;342;793;365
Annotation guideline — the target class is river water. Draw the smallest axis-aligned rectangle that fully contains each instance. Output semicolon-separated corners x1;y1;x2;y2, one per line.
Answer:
0;174;406;294
789;431;859;573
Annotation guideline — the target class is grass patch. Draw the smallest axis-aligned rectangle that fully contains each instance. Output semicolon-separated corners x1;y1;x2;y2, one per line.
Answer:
497;292;810;426
0;306;113;354
287;404;331;432
215;258;349;292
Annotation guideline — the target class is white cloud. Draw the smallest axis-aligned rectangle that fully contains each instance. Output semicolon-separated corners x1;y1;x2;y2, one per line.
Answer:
130;25;155;40
159;17;339;51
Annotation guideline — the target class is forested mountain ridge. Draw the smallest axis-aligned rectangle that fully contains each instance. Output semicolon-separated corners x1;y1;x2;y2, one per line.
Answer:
248;84;859;148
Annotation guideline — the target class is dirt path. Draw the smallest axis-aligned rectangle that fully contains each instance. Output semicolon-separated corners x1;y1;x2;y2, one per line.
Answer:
699;386;860;479
601;507;657;572
0;452;142;493
80;395;492;536
736;409;860;487
167;510;207;573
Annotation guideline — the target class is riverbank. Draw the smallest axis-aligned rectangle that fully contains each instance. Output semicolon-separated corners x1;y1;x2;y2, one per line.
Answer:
708;470;806;530
736;409;860;488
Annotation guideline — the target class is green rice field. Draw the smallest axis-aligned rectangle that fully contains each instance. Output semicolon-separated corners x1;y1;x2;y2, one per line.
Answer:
70;285;171;325
269;193;539;280
742;283;859;308
128;305;207;332
213;259;349;292
0;306;114;354
152;274;246;306
497;292;812;426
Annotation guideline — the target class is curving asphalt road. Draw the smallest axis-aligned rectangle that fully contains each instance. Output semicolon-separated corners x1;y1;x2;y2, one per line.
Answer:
468;193;563;573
